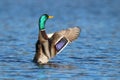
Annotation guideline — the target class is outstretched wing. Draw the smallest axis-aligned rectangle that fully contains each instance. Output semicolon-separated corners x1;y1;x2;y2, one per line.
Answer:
50;27;81;57
56;27;80;42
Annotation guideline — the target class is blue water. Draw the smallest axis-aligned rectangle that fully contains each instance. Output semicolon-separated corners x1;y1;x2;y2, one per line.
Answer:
0;0;120;80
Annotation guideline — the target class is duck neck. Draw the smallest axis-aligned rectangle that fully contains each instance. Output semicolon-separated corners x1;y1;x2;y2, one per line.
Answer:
39;19;48;40
40;30;48;40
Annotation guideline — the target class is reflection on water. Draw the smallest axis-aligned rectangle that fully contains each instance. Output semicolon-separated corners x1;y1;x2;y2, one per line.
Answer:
0;0;120;80
37;61;75;70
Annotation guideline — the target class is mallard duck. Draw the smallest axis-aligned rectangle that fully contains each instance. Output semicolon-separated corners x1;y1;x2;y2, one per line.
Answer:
33;14;80;64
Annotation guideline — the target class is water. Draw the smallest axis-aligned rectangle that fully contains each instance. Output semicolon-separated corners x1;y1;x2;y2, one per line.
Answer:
0;0;120;80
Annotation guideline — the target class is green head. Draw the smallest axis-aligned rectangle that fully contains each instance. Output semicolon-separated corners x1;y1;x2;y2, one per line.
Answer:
39;14;53;30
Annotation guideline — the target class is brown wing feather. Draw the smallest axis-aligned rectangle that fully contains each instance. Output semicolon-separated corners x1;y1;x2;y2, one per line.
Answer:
49;27;80;57
55;27;80;42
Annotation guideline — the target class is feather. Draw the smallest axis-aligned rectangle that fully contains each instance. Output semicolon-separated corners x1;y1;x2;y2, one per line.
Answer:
54;27;80;42
47;33;54;38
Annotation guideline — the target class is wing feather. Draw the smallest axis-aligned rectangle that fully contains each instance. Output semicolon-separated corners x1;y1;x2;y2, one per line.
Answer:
56;27;80;42
50;27;81;57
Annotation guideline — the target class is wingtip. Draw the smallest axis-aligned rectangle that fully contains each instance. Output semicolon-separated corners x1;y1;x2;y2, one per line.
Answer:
74;26;81;32
67;26;81;42
73;26;81;37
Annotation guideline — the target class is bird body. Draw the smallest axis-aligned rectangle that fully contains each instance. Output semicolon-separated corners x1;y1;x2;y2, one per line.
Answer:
33;14;80;64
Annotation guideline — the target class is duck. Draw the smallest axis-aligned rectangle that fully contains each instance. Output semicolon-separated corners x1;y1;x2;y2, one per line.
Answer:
33;14;80;64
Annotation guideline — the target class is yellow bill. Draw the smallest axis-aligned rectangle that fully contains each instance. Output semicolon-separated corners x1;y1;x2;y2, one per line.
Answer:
48;16;54;19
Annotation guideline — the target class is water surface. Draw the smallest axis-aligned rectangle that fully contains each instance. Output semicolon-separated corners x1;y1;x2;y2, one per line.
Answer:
0;0;120;80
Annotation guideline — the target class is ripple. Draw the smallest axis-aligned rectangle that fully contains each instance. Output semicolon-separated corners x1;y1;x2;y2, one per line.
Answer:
0;0;120;80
